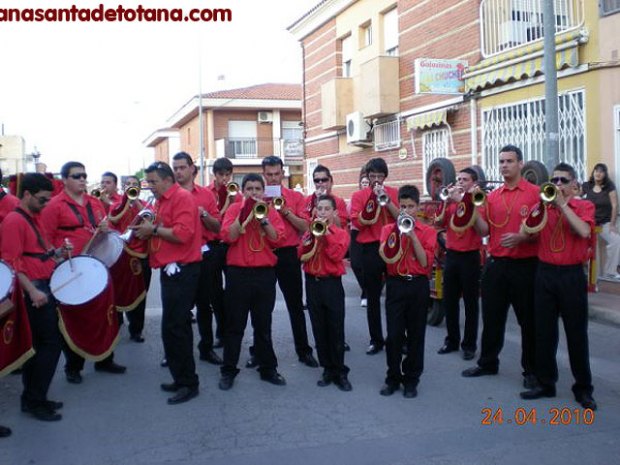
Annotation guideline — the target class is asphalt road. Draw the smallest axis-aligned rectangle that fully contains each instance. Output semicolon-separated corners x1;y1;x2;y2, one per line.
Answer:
1;269;619;465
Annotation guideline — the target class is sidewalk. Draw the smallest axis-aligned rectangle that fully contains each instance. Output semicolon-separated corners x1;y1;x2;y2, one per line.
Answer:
589;290;620;327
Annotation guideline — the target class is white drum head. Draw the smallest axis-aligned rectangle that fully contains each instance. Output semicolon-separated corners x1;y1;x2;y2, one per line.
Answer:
88;231;124;267
0;260;14;299
50;256;108;305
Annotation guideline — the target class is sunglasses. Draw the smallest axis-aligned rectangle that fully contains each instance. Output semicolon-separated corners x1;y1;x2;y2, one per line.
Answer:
313;177;329;184
550;176;571;185
69;173;88;180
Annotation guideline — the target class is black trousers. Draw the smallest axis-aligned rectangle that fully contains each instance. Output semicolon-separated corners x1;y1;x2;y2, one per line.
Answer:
125;258;152;337
478;256;537;375
442;250;480;351
349;229;366;300
274;246;312;357
161;262;200;388
305;274;348;377
534;262;593;396
222;266;278;376
64;343;116;372
385;276;429;386
195;244;225;354
22;280;62;406
361;241;386;346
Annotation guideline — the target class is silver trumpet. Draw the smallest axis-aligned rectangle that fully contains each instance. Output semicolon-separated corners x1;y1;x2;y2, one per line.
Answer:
439;186;451;202
397;213;415;234
376;185;390;206
119;203;155;243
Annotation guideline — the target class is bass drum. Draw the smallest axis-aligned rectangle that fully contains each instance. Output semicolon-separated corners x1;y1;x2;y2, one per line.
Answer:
0;260;15;319
87;231;124;268
50;256;109;306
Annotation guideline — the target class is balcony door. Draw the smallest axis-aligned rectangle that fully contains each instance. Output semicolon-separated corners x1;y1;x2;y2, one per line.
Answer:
228;121;257;159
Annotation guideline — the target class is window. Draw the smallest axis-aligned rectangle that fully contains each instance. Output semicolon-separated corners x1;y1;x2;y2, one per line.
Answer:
383;8;398;56
601;0;620;16
306;158;319;194
482;90;586;182
227;120;257;159
374;120;401;151
423;128;450;194
281;122;304;159
360;22;372;48
341;35;352;77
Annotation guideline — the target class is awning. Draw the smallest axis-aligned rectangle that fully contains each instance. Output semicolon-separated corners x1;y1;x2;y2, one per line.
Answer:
406;109;448;131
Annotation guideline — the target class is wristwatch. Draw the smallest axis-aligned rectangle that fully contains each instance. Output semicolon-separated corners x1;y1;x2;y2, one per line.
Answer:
153;225;159;236
200;211;209;219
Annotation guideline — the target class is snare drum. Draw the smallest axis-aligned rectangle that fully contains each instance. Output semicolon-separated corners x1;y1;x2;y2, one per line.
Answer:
0;260;15;319
87;231;124;268
50;256;109;306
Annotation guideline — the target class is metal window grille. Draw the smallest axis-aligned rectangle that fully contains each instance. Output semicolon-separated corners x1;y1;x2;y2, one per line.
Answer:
374;120;401;151
601;0;620;16
423;128;450;194
482;89;586;182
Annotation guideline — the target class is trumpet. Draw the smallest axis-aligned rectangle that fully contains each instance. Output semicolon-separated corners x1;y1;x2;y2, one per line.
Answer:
273;196;286;211
126;186;140;200
253;202;269;220
472;189;486;206
397;214;415;234
91;188;102;198
119;207;155;242
376;187;390;207
310;219;327;237
540;182;558;203
439;186;451;202
226;182;240;196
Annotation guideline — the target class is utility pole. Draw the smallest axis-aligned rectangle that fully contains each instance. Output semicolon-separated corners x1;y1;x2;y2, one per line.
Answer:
543;0;559;172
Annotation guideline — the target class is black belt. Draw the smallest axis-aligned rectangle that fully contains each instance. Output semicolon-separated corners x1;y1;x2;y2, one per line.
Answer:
538;261;583;271
387;274;425;282
304;273;340;282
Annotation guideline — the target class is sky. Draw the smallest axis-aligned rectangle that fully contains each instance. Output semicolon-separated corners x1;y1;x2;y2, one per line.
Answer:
0;0;318;179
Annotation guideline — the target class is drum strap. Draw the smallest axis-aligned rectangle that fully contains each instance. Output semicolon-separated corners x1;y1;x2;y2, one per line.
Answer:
0;190;6;201
15;208;54;261
61;202;97;230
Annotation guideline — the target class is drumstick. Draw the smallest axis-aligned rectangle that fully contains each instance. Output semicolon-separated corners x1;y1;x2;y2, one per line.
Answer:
82;215;108;255
51;272;83;295
64;238;74;272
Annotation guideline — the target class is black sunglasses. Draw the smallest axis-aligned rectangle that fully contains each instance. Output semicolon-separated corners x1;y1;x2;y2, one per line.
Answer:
69;173;87;180
550;176;571;185
313;177;329;183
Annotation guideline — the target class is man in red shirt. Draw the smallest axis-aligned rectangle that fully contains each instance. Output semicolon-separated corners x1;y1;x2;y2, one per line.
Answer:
304;165;348;228
350;158;400;355
41;161;126;384
131;162;202;404
378;185;437;398
1;173;65;421
462;145;540;389
97;171;122;214
435;168;485;360
520;162;597;410
172;152;222;365
259;156;318;368
299;195;351;391
218;173;286;391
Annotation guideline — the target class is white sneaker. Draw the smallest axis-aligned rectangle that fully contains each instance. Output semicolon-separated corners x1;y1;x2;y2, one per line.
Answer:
360;298;368;307
600;274;620;282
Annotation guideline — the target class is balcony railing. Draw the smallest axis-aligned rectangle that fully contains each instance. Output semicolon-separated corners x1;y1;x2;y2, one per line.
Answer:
480;0;584;57
373;120;401;152
216;138;304;161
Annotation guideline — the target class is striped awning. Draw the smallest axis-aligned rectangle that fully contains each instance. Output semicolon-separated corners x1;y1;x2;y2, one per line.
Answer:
406;109;447;131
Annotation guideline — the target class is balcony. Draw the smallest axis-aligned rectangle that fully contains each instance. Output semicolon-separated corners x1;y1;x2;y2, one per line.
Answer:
321;78;353;130
480;0;584;57
360;55;400;118
215;138;304;161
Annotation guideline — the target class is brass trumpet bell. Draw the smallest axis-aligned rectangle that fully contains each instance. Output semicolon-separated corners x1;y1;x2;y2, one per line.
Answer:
310;220;327;237
91;188;102;198
540;182;558;203
397;214;415;234
227;182;240;196
273;196;286;210
126;186;140;200
253;202;268;220
472;190;486;206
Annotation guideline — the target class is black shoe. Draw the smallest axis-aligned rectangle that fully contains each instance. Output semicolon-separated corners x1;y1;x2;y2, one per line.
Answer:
523;374;539;390
130;334;145;343
335;375;352;392
245;356;258;369
366;343;383;355
462;350;476;361
462;366;498;377
160;358;168;367
299;353;319;368
44;400;64;410
0;425;11;438
403;384;418;398
380;383;399;396
167;387;198;405
65;371;83;384
200;349;223;365
260;372;286;386
575;392;597;411
22;404;62;422
160;382;180;393
437;344;459;355
213;339;224;349
95;362;127;374
344;342;350;352
520;386;556;400
317;373;332;387
218;374;235;391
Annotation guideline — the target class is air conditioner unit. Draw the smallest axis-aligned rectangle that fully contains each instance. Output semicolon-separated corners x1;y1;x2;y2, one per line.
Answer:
258;111;273;123
346;111;372;145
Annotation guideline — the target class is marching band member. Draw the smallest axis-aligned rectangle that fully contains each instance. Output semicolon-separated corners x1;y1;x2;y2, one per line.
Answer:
108;175;151;342
172;152;222;365
0;168;19;225
462;145;540;389
131;162;202;404
305;165;348;227
218;173;286;391
350;158;399;355
349;170;370;308
259;156;318;368
207;157;242;349
520;163;597;410
299;195;351;391
1;174;66;421
98;171;122;214
378;185;436;398
435;168;485;361
41;161;125;384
